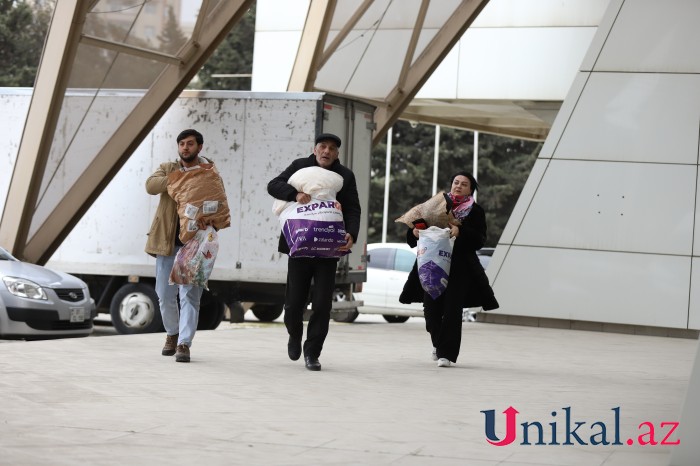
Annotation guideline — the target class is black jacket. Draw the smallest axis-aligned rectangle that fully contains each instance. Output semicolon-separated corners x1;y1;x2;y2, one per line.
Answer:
267;154;361;254
398;203;499;311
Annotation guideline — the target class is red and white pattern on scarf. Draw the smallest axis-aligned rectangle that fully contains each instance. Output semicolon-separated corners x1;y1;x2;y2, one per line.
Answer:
448;193;474;221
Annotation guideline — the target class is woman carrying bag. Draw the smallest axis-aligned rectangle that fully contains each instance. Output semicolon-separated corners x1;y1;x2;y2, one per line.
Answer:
399;171;499;367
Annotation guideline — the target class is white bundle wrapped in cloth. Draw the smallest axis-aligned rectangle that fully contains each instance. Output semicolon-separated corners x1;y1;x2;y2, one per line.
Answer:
272;166;349;258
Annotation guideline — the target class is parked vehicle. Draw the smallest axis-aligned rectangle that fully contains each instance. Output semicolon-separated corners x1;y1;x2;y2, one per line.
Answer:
354;243;493;322
0;89;373;333
0;246;95;339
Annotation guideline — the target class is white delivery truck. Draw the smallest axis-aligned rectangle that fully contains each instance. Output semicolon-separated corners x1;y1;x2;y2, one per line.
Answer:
0;89;373;333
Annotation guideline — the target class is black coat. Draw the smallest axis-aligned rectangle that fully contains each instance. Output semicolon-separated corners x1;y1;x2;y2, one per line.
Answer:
398;203;499;311
267;154;361;254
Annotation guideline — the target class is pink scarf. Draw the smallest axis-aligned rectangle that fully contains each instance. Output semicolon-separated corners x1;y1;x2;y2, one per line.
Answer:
448;193;474;221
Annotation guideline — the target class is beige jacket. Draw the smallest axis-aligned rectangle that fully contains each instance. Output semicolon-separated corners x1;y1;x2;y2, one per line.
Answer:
144;157;213;257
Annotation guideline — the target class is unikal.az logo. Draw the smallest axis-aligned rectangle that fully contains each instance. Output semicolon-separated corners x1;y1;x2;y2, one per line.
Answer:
481;407;680;446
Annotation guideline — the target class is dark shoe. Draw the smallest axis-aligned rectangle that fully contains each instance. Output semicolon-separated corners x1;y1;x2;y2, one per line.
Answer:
304;356;321;371
175;344;190;363
162;334;178;356
287;337;302;361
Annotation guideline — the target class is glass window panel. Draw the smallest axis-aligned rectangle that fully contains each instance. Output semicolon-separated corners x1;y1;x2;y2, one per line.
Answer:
394;250;416;272
368;248;394;269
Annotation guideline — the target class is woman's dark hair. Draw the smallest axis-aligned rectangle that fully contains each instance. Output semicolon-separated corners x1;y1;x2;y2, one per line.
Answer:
449;171;478;194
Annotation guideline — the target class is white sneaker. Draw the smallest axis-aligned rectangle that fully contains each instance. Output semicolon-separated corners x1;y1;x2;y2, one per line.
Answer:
437;358;451;367
431;348;438;361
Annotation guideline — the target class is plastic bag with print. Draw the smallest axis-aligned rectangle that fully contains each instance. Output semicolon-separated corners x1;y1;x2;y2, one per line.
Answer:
416;227;455;299
278;198;349;258
169;226;219;288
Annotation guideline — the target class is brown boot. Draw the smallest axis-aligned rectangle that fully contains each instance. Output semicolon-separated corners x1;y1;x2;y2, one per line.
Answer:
162;334;178;356
175;344;190;363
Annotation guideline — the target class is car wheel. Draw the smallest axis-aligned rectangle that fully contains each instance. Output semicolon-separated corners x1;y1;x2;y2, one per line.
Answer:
383;315;409;323
332;309;359;322
251;303;283;322
330;288;358;322
110;283;163;334
197;291;225;330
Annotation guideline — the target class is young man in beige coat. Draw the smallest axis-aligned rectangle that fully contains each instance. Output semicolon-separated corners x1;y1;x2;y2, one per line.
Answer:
145;129;215;363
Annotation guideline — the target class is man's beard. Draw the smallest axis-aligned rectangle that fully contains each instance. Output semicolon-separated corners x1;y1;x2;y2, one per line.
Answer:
179;149;200;163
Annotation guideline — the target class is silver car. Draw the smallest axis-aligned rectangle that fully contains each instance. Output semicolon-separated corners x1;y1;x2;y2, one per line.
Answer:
0;246;95;339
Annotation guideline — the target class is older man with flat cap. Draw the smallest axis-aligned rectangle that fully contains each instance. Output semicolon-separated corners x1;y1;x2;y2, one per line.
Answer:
267;133;361;371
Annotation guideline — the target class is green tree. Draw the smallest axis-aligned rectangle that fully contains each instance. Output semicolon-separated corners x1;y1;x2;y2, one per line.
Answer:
369;121;540;246
195;4;255;90
158;5;187;55
0;0;52;86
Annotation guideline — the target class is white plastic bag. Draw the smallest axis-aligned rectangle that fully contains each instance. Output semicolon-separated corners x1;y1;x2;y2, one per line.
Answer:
278;198;349;258
416;227;454;299
169;226;219;288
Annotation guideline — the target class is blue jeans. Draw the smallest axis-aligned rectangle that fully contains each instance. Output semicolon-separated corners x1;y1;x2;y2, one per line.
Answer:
155;250;204;347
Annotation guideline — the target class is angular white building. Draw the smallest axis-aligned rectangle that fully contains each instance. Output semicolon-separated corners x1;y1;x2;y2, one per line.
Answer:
488;0;700;334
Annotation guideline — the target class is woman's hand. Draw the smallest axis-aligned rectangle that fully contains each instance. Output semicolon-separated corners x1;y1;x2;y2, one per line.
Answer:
449;222;460;238
412;228;420;238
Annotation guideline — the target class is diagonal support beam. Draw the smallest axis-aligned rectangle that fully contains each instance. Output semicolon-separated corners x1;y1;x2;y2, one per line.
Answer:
288;0;337;92
372;0;490;146
0;0;90;260
6;0;254;264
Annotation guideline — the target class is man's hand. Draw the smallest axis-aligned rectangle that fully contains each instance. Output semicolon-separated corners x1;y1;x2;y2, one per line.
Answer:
197;218;212;230
337;233;354;252
296;192;311;204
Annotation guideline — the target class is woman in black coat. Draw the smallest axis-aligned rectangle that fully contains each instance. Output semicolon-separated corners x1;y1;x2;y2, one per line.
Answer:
399;171;498;367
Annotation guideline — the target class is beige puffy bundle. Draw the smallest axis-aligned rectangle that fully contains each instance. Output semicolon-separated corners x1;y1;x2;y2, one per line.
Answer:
272;166;343;216
395;191;458;229
167;163;231;243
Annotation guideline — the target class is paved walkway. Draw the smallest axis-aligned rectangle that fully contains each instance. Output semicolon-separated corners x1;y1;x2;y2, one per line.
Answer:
0;319;697;465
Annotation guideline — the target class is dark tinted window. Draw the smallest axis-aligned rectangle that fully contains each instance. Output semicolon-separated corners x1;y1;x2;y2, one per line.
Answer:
368;248;394;269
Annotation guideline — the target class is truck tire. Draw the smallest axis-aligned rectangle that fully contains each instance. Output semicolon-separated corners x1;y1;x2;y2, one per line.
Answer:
110;283;163;334
383;315;410;323
197;291;225;330
251;303;283;322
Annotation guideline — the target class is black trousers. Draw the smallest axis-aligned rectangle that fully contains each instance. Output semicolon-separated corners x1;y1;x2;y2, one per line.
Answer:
284;257;338;358
423;285;464;363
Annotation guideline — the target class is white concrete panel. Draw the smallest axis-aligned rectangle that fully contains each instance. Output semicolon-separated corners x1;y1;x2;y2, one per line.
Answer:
255;0;308;30
555;73;700;164
580;0;623;72
456;27;596;100
514;160;696;256
473;0;609;27
593;0;700;73
0;90;30;219
498;158;548;245
251;31;302;92
491;246;691;328
690;258;700;329
484;243;509;284
536;72;590;160
695;180;700;258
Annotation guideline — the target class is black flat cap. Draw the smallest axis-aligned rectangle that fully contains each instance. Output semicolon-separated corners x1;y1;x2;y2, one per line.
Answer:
315;133;341;148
